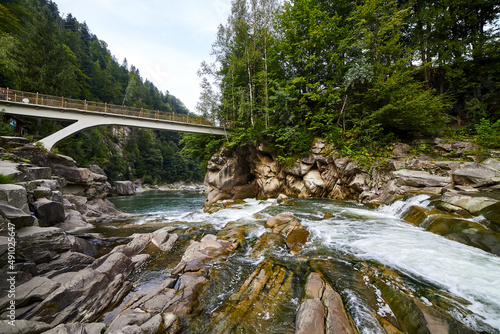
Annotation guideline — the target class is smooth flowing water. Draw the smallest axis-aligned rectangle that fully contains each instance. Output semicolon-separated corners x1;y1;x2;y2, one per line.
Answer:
106;191;500;333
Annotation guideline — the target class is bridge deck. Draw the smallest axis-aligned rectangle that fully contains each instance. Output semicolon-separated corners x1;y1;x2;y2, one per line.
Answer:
0;88;227;150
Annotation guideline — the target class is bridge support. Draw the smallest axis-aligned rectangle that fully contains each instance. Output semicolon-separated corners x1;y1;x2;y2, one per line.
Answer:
0;101;227;151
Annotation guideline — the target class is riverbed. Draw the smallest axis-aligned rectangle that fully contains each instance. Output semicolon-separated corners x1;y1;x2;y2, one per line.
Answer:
104;191;500;333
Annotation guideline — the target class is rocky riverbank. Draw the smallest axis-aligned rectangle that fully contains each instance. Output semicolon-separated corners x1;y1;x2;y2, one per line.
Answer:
1;136;499;333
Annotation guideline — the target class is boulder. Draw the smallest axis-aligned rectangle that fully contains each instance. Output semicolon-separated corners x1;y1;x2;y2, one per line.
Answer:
58;209;93;233
303;169;324;195
31;199;65;227
0;159;23;181
440;192;498;216
151;227;178;252
0;184;29;212
53;165;92;184
17;226;72;264
33;186;52;199
0;203;35;229
266;212;309;254
392;169;450;188
452;163;500;187
18;166;52;181
172;234;238;275
113;181;135;196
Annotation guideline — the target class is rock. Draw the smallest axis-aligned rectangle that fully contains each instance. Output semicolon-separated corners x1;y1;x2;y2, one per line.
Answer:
0;276;60;311
41;323;106;334
151;227;178;251
481;202;500;229
295;298;325;334
303;169;324;195
172;234;238;275
0;159;23;181
376;281;477;334
31;198;65;227
211;259;294;333
266;213;309;254
0;320;51;334
297;273;358;334
88;164;106;175
48;154;77;167
106;308;152;333
440;192;498;216
401;206;444;226
249;232;286;258
25;251;136;325
392;169;450;188
482;158;500;171
33;186;52;199
17;227;72;264
36;251;95;278
58;209;93;233
18;166;52;181
451;141;478;155
53;166;92;184
392;143;410;156
0;203;35;229
113;181;135;196
0;184;29;213
452;163;500;187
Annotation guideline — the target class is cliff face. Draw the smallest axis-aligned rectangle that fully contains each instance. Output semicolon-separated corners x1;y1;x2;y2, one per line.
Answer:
204;139;500;207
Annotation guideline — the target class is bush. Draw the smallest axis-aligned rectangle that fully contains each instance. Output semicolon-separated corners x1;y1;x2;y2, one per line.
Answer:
476;118;500;148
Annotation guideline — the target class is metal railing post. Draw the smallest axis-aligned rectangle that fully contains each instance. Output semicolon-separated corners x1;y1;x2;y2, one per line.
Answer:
36;92;39;105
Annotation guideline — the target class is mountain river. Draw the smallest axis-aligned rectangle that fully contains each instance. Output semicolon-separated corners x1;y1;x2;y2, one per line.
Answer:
98;191;500;333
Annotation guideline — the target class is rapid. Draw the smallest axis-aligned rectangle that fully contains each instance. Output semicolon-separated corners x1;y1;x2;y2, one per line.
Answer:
102;191;500;333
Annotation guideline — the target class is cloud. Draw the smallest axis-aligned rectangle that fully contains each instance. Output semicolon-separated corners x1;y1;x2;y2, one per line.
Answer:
55;0;231;112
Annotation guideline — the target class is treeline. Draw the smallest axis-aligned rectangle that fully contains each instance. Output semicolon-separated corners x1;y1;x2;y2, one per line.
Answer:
199;0;500;157
0;0;206;183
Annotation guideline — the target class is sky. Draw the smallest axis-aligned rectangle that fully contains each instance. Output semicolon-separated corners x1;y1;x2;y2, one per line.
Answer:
54;0;231;113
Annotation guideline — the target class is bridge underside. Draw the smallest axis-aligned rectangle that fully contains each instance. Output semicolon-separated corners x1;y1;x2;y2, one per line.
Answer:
0;101;227;150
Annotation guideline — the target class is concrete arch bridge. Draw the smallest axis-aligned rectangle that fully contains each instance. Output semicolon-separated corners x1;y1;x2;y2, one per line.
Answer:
0;88;227;151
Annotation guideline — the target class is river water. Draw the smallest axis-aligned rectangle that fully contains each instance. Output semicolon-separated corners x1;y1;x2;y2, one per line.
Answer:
106;191;500;333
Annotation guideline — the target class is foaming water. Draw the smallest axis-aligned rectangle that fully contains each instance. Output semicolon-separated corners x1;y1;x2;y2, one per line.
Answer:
108;193;500;332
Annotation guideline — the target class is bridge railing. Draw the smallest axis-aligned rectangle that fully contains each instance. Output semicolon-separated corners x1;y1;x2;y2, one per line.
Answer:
0;87;214;126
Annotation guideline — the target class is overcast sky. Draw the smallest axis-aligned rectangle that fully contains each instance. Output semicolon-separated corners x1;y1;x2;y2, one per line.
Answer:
54;0;231;113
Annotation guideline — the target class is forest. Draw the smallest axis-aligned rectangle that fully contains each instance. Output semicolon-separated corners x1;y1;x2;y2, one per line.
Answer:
195;0;500;162
0;0;207;183
1;0;500;181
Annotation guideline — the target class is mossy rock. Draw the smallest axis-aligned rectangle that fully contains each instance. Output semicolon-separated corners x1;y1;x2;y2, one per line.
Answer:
401;205;442;226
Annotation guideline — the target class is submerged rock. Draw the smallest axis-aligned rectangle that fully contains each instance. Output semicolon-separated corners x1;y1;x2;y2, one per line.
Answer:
266;212;309;254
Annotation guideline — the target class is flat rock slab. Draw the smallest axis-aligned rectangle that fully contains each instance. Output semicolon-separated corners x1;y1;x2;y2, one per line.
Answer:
392;169;450;188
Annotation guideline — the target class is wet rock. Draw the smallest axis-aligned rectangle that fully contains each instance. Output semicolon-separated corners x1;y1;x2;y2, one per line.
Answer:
0;184;29;213
401;206;445;226
17;227;72;264
376;281;477;334
0;203;35;229
481;202;500;229
249;232;286;258
31;198;65;227
440;192;498;216
296;298;325;334
266;212;309;254
392;169;450;188
452;163;500;188
113;181;135;196
211;259;294;333
151;227;178;252
423;215;500;255
172;234;238;275
297;273;358;334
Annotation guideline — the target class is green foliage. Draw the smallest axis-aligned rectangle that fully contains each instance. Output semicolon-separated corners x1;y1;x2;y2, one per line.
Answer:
475;119;500;149
0;174;12;184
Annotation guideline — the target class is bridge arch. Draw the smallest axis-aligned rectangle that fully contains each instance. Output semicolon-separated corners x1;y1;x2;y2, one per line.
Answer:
0;89;227;150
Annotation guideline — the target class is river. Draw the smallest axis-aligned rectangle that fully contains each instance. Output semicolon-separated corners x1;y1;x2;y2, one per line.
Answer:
105;191;500;333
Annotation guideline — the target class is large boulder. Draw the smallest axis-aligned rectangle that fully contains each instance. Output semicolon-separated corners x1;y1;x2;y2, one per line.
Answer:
0;184;29;213
16;227;72;264
31;199;65;227
392;169;450;188
452;163;500;188
113;181;135;196
266;212;309;254
52;165;92;184
0;203;35;229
